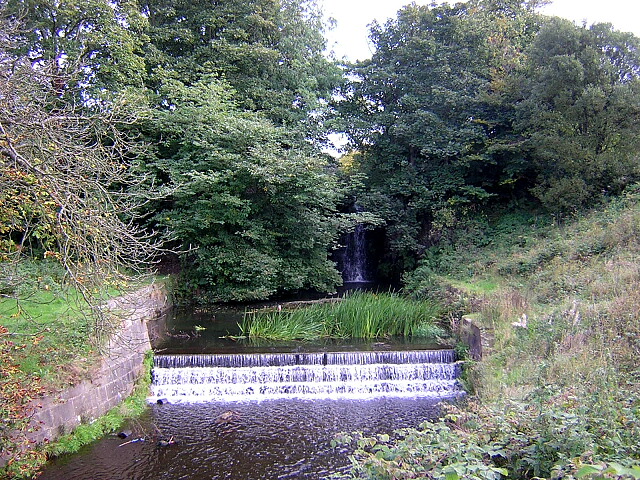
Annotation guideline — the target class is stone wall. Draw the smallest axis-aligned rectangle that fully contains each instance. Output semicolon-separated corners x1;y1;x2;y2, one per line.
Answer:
28;284;170;444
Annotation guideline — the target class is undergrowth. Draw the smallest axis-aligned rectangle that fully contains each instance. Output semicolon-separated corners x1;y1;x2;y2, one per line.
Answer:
338;186;640;479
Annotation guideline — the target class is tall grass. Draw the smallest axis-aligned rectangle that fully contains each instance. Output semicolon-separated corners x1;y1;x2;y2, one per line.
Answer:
239;309;325;340
240;291;445;340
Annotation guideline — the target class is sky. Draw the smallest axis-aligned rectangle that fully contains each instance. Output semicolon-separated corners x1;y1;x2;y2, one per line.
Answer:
321;0;640;62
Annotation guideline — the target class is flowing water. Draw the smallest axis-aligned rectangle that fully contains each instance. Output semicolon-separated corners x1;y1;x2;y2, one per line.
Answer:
39;397;452;480
341;222;370;283
151;350;462;403
39;307;464;479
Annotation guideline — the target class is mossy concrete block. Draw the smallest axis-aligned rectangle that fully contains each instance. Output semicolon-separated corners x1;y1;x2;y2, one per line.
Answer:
460;315;483;361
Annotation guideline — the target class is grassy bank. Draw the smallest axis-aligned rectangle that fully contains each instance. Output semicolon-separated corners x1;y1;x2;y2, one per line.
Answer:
240;291;445;340
0;269;161;478
0;290;98;387
336;189;640;479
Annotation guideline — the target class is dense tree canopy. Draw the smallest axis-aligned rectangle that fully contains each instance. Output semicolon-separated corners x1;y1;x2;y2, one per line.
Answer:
517;19;640;212
337;0;640;278
3;0;147;93
138;0;346;301
142;0;341;139
2;0;640;301
147;77;343;301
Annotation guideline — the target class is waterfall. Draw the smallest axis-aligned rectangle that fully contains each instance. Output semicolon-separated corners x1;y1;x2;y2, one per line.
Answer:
150;350;463;403
342;223;370;283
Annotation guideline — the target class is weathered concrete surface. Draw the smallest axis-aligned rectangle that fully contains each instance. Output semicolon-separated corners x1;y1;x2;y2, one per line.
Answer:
28;284;170;444
459;315;492;361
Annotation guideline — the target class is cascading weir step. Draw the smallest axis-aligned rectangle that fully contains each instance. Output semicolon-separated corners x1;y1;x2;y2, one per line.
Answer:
149;349;465;403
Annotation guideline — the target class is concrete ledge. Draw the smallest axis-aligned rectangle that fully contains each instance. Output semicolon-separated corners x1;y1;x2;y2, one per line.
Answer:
457;315;492;361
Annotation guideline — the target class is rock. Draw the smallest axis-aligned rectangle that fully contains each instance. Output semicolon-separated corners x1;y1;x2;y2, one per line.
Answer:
117;430;133;439
215;410;241;424
157;398;170;405
157;436;176;447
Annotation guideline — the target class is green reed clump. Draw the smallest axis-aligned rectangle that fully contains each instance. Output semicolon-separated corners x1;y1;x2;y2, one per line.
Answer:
240;291;445;340
239;309;325;341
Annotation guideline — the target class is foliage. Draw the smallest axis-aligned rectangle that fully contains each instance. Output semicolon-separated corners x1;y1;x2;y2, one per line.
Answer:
0;325;46;479
143;0;341;139
145;77;344;302
335;0;543;277
0;9;163;338
359;187;640;479
240;291;445;340
334;394;640;480
3;0;148;94
137;0;347;301
337;0;640;278
516;19;640;213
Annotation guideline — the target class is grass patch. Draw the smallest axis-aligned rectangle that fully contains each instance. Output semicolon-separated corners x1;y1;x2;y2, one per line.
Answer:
240;291;445;340
341;188;640;479
0;290;97;387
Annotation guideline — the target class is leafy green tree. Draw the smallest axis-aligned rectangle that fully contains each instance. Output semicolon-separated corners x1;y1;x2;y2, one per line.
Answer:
147;77;343;302
142;0;341;140
338;1;541;276
2;0;147;94
516;19;640;212
137;0;347;300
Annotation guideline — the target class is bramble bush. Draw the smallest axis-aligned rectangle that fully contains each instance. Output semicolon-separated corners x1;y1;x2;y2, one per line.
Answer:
334;393;640;480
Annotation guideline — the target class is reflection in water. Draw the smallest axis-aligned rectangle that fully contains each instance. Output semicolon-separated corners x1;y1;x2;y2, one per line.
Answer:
40;396;453;480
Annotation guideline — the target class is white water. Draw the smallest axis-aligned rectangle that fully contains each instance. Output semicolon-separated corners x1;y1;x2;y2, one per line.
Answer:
150;350;464;403
343;223;369;282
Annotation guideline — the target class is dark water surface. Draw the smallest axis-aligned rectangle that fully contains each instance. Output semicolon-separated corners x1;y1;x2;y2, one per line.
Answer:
40;305;458;479
40;396;451;479
151;304;446;355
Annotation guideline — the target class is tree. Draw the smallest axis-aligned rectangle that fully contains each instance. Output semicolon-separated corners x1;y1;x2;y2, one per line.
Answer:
516;18;640;212
142;0;341;141
146;77;343;302
3;0;147;95
337;1;541;276
0;11;161;331
136;0;347;300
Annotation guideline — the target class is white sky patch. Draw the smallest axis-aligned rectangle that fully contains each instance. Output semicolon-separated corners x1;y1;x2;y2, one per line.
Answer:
321;0;640;62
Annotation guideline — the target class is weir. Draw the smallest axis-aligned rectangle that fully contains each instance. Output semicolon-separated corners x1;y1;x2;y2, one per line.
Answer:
151;349;463;403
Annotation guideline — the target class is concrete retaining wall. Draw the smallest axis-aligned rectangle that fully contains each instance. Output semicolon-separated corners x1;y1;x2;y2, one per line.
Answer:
28;284;170;444
458;314;494;361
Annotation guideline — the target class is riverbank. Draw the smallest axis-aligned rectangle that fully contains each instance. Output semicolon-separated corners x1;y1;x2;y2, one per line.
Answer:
1;282;170;478
337;191;640;478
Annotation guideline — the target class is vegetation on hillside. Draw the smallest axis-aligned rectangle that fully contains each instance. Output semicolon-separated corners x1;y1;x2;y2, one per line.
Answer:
2;0;640;477
338;0;640;279
334;187;640;479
